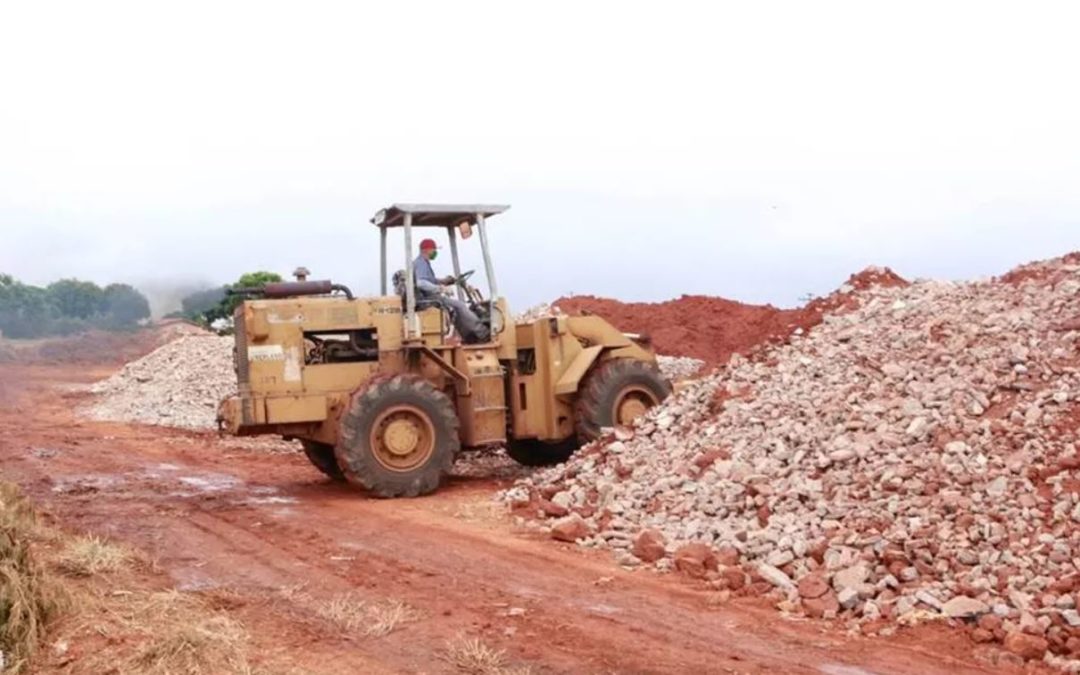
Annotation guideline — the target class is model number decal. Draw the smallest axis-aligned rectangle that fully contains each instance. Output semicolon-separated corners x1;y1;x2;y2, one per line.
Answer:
374;306;401;315
248;345;285;361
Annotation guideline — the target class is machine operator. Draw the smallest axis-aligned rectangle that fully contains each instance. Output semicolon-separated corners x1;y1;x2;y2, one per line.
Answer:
414;238;490;343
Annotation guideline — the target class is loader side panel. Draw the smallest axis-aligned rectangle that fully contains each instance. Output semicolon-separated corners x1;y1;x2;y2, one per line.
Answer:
264;395;328;424
508;318;578;442
453;347;507;447
224;295;410;436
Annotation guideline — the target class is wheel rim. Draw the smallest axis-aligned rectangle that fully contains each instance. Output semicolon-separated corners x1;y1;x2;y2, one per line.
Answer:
370;405;436;472
612;385;660;427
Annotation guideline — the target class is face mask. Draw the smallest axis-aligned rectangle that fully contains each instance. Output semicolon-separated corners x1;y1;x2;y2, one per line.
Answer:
429;251;438;260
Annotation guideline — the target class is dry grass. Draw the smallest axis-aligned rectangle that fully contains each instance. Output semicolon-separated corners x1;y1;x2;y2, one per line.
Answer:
0;481;64;673
56;534;131;577
132;613;248;674
443;635;532;675
77;589;254;675
314;592;418;637
0;482;259;674
364;599;418;637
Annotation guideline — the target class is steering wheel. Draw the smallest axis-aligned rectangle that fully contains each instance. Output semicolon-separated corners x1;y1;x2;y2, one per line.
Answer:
453;269;475;285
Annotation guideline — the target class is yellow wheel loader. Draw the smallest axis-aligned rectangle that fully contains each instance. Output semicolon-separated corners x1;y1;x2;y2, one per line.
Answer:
217;204;671;497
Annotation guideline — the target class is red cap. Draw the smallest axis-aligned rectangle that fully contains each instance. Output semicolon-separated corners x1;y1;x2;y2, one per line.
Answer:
419;238;438;250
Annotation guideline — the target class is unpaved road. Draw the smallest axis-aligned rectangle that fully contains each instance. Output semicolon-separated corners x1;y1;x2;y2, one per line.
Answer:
0;362;1025;674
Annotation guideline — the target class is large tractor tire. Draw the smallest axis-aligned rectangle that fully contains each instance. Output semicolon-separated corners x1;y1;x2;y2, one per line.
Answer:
575;359;672;442
335;375;460;498
300;440;345;481
506;437;579;467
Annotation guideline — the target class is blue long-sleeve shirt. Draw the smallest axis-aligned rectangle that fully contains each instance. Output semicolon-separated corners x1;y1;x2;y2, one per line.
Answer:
414;255;441;294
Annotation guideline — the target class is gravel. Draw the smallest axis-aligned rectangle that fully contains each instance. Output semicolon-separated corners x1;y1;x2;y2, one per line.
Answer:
504;253;1080;660
657;355;705;381
84;335;235;430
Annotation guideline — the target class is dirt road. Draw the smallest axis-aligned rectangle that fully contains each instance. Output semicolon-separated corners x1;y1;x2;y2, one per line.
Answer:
0;362;1024;674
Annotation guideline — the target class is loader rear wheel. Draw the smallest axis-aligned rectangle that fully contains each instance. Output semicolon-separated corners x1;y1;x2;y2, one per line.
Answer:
300;440;345;481
575;359;671;442
335;375;460;498
506;437;579;466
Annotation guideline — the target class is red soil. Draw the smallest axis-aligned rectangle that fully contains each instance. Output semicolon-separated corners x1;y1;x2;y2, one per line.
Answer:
998;251;1080;286
555;267;909;366
0;342;1018;674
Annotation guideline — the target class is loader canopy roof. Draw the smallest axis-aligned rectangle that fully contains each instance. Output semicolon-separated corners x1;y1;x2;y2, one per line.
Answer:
371;204;509;229
374;202;507;340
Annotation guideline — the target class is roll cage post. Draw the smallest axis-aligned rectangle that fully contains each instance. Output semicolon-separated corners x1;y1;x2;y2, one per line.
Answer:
373;204;508;341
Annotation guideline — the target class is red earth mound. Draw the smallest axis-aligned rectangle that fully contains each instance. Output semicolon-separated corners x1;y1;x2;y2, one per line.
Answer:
554;267;909;366
998;251;1080;286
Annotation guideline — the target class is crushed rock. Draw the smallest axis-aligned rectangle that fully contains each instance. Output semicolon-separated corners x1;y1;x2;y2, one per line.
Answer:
657;355;705;381
84;335;235;430
504;252;1080;660
514;303;564;322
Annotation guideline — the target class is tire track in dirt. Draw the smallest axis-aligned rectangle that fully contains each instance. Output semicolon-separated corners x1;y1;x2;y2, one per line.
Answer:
0;363;1020;674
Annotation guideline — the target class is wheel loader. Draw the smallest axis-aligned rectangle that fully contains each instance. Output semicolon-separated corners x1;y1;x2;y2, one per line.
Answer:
217;204;671;497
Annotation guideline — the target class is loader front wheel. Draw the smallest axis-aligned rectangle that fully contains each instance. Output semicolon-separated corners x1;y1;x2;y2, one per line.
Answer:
300;440;345;481
575;359;671;442
335;375;460;498
506;437;579;466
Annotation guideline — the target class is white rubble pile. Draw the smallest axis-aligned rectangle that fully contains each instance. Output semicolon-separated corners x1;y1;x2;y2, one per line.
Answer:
657;355;705;381
452;447;534;481
514;303;563;322
85;335;235;430
506;254;1080;661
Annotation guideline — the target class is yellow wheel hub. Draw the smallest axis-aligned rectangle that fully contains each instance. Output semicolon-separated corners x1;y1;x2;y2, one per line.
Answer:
384;418;421;456
370;405;436;472
617;397;649;425
613;386;659;427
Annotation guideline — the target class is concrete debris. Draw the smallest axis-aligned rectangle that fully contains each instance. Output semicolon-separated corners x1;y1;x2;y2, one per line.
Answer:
504;252;1080;659
758;563;795;591
657;355;705;381
514;303;563;322
550;514;589;542
1004;631;1049;660
83;335;235;430
941;596;988;619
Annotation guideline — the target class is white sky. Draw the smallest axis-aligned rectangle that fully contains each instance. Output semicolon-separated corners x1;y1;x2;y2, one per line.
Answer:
1;0;1078;313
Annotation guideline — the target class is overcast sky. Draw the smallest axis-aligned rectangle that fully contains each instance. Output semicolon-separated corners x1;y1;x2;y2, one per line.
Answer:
1;1;1078;314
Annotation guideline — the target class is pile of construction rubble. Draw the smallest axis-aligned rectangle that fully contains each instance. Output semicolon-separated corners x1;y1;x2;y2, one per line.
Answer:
84;335;235;430
505;253;1080;661
514;303;563;322
656;355;704;381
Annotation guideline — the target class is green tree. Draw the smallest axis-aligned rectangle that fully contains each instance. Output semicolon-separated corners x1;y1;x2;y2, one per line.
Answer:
235;271;284;289
208;271;283;323
0;275;56;338
46;279;105;319
101;283;151;326
179;286;228;319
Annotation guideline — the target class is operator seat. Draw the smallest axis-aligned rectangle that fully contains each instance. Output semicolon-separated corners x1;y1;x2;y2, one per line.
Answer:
390;268;444;311
390;266;453;339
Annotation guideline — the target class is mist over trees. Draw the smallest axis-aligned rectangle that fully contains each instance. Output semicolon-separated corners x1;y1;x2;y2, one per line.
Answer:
173;286;228;320
169;271;283;327
0;274;151;338
0;270;285;338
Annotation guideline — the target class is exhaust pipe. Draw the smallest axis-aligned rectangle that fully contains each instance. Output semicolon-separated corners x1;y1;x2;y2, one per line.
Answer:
230;280;354;300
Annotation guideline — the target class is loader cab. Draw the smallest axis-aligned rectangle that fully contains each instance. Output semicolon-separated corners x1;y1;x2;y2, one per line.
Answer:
371;204;511;349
